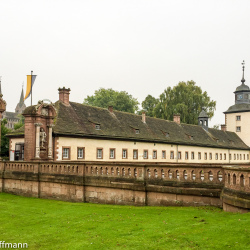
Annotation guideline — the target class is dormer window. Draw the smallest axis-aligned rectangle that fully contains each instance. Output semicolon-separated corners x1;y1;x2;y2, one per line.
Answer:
135;129;140;134
95;124;101;130
186;134;193;140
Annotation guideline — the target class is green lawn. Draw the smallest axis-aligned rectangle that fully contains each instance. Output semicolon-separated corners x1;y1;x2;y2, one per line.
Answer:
0;193;249;250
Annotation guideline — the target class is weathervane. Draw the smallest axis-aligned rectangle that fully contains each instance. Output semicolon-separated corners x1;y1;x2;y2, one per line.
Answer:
241;60;245;84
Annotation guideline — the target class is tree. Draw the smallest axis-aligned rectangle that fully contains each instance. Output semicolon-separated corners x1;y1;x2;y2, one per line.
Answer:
14;115;25;130
1;118;11;158
140;95;159;117
84;88;139;113
154;81;216;125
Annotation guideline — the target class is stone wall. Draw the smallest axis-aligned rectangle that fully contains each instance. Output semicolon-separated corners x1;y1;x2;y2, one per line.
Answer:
221;166;250;212
0;161;249;212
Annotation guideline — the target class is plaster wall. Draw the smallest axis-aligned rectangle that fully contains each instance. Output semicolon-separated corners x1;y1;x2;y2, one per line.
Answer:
226;112;250;147
57;137;250;164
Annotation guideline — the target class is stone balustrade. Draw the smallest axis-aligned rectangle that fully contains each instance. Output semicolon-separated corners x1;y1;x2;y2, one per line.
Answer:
0;161;249;212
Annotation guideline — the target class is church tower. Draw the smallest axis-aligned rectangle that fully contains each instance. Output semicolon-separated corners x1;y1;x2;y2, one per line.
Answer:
224;61;250;146
15;86;26;114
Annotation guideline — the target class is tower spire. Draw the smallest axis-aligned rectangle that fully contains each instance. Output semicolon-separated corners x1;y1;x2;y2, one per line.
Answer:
19;82;24;105
241;60;245;84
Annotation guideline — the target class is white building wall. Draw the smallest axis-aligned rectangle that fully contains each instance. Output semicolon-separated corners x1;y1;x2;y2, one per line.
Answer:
226;112;250;147
56;137;250;164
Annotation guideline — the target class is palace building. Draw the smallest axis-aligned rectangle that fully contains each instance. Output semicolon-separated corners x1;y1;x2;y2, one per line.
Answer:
3;64;250;213
7;83;250;163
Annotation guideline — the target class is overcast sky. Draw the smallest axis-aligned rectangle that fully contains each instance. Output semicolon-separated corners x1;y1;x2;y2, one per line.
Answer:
1;0;250;127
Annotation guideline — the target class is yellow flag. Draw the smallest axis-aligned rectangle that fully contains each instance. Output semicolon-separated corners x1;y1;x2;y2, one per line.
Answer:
24;74;37;101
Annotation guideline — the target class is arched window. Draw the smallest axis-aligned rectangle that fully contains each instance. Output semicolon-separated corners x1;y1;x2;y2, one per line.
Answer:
233;174;236;185
134;168;137;177
176;170;180;180
208;171;213;181
154;169;158;178
240;174;245;187
192;170;196;180
168;170;172;179
200;171;204;181
161;169;164;179
116;168;120;176
217;171;223;182
228;173;230;184
128;168;131;176
147;169;151;178
183;170;188;180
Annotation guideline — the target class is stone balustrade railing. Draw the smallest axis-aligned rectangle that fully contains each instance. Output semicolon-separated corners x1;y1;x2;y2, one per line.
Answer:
0;161;249;212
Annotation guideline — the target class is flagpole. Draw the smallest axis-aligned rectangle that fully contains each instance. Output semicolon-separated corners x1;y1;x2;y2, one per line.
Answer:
31;70;33;106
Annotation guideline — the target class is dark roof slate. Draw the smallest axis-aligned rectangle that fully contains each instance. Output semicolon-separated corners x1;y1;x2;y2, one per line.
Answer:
235;83;250;92
224;103;250;114
52;101;249;150
4;111;19;119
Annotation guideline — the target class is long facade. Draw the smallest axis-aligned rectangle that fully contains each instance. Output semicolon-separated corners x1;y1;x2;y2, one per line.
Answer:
6;72;250;212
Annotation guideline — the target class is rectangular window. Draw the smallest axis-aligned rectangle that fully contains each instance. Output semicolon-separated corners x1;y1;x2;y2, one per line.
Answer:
240;154;242;160
191;152;194;160
95;124;101;130
236;126;241;132
153;150;157;159
244;154;245;160
229;154;232;160
247;154;249;160
162;150;166;159
204;153;207;160
77;147;85;159
170;151;174;159
133;149;138;159
178;151;181;160
234;154;236;160
185;152;189;160
109;148;115;159
198;152;201;160
220;153;222;160
224;153;226;160
236;115;241;121
97;148;103;159
209;153;212;160
143;150;148;159
62;147;70;160
122;149;128;159
215;153;218;160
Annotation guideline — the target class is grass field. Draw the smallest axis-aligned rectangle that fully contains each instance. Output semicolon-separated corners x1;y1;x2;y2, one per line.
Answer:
0;193;249;250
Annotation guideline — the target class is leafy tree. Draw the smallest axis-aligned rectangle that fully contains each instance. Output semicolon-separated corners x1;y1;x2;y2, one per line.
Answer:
84;88;139;113
154;81;216;125
140;95;159;117
14;115;25;130
1;118;11;158
213;124;220;130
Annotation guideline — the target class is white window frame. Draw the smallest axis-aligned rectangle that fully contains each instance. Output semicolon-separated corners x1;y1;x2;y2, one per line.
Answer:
77;147;84;159
97;148;103;159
